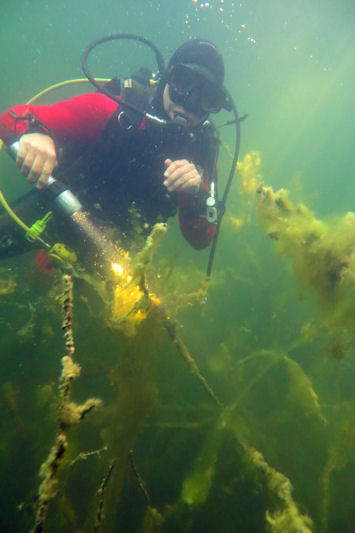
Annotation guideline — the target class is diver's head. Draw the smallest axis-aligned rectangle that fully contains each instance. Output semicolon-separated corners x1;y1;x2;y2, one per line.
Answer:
163;39;227;125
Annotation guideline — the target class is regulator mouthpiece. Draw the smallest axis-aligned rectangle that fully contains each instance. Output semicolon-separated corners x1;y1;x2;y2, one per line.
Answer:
173;112;189;127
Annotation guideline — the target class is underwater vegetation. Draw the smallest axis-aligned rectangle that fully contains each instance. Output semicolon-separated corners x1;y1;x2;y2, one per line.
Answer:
0;153;354;533
30;274;102;533
0;268;17;297
236;151;355;358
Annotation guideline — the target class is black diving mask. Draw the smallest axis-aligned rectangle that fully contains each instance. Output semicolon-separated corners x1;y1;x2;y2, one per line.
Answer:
167;63;227;117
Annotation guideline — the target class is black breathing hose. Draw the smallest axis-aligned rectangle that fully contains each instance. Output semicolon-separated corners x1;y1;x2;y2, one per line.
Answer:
81;34;166;113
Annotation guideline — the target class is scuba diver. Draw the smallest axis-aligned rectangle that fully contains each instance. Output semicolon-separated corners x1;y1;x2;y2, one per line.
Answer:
0;38;235;270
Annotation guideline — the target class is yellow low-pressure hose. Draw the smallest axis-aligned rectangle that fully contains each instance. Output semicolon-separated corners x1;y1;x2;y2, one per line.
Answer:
0;189;30;232
25;77;110;104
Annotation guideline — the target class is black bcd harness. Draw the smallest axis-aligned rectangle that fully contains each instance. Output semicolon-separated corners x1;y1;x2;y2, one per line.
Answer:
103;69;221;221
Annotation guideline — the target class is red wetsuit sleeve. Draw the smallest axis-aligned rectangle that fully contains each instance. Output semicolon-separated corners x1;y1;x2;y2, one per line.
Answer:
177;177;217;250
0;93;118;145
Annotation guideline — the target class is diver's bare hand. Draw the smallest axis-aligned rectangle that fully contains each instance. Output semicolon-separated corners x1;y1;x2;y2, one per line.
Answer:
163;159;201;195
16;133;58;189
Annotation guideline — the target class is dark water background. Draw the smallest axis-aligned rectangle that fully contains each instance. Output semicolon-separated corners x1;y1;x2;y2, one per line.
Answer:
0;1;354;532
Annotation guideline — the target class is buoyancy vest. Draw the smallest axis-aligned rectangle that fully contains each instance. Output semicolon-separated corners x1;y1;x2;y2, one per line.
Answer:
69;78;216;243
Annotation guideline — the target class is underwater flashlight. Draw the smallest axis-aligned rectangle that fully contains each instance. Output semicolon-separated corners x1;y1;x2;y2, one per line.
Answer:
7;141;83;218
7;141;122;265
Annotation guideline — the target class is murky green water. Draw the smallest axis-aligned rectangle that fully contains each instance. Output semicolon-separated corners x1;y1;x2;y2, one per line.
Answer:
0;2;354;532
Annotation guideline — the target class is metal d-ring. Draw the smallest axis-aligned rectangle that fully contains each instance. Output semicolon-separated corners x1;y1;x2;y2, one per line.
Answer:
117;111;133;131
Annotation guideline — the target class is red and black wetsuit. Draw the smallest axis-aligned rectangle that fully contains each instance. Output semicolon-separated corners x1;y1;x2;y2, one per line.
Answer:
0;92;217;258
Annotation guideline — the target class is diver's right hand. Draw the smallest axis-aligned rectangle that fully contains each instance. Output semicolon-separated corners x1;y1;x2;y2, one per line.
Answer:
16;133;58;189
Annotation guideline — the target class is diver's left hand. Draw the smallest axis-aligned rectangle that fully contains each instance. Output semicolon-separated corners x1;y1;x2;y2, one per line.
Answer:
163;159;202;195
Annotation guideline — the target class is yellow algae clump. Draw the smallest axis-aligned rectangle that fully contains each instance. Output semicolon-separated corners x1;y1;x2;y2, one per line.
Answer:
0;272;17;298
113;278;146;332
61;355;81;381
230;151;264;226
112;270;161;336
248;448;314;533
113;282;144;318
60;398;102;427
133;222;167;279
232;151;354;349
110;224;166;336
237;151;263;195
228;215;244;231
256;183;355;338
